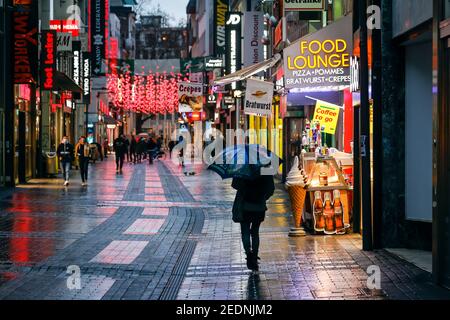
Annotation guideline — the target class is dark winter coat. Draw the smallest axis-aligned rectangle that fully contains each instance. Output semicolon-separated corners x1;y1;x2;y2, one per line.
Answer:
231;175;275;223
136;139;147;154
57;143;74;163
130;138;137;152
113;138;128;155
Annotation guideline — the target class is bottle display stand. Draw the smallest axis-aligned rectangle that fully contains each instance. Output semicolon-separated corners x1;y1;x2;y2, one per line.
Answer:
302;156;353;235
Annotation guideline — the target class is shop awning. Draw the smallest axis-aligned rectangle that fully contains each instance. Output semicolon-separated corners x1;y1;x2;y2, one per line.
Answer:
213;54;281;86
54;71;83;93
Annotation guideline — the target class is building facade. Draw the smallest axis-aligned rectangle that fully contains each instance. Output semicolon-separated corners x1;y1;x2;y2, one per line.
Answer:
381;0;450;288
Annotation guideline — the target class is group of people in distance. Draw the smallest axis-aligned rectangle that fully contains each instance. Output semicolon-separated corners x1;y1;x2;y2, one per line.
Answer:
56;133;165;186
57;135;93;186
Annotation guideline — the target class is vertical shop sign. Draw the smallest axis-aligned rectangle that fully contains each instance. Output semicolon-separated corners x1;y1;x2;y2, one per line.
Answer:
243;11;264;67
12;0;38;84
225;12;242;90
82;52;91;104
40;30;57;90
90;0;106;75
72;41;81;86
214;0;229;56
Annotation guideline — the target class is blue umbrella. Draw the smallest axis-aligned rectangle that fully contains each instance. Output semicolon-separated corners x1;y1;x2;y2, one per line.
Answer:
207;144;282;180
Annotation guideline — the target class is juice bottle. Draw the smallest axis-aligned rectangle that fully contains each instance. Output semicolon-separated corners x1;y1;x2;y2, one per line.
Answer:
323;192;336;235
313;191;325;232
333;190;346;235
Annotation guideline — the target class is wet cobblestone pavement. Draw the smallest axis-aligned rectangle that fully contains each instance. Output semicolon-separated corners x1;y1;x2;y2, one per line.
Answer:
0;158;448;300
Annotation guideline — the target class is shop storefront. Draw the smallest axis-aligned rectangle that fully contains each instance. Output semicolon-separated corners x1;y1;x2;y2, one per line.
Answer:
13;84;36;184
282;14;356;235
40;74;82;177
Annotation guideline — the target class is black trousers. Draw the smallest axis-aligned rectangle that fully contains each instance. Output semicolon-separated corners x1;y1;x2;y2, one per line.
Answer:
240;220;262;256
116;153;125;170
79;158;89;182
130;150;136;163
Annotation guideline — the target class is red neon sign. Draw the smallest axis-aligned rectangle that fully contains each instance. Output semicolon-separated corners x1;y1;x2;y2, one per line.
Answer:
49;20;80;37
41;31;56;90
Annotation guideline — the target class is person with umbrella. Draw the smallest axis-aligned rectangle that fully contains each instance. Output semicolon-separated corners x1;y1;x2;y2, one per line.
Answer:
208;144;278;272
232;171;274;272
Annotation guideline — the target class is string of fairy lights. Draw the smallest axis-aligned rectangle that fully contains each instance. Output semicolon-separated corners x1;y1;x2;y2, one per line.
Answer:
106;66;189;115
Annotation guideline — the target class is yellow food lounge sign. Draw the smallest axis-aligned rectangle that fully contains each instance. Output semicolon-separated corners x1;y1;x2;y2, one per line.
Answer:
287;39;350;70
283;14;353;92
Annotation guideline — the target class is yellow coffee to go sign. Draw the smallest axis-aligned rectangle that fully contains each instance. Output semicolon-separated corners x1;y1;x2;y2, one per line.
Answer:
312;101;341;135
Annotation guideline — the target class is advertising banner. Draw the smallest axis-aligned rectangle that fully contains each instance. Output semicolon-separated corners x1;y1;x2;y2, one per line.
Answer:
181;57;206;73
50;19;80;37
283;0;325;11
312;100;341;135
90;0;106;75
12;0;38;84
178;82;204;113
243;11;264;67
57;32;73;51
54;0;87;28
244;79;274;116
40;30;57;91
214;0;229;56
283;14;352;92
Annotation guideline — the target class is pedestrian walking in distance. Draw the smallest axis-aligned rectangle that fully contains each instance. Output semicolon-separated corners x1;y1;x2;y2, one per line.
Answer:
136;137;146;163
103;138;109;158
232;172;275;272
114;134;128;174
130;135;137;164
75;136;91;186
57;136;74;186
146;136;157;165
124;135;131;163
168;139;175;158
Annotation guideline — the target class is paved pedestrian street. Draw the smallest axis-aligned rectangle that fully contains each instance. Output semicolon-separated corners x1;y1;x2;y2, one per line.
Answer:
0;158;448;300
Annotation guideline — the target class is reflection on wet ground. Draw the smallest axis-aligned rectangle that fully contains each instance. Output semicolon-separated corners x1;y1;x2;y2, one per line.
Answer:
0;157;447;300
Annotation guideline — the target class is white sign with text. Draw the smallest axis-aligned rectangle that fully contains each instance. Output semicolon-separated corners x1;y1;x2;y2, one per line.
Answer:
244;79;274;116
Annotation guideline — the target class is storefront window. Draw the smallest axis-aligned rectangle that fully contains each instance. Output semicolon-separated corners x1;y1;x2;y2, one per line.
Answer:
0;110;4;186
445;0;450;19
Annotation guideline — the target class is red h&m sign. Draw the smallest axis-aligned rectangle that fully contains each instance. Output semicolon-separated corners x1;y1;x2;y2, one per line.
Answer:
49;20;80;37
40;31;57;90
12;0;38;84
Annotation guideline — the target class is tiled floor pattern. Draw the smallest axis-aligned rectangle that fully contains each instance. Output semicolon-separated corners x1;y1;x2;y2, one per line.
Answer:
90;240;149;264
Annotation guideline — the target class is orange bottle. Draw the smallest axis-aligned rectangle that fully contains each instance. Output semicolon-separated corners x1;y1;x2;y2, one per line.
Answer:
333;190;346;235
323;192;336;235
313;191;325;232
